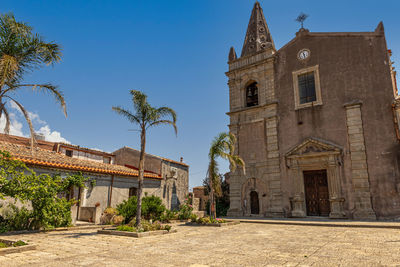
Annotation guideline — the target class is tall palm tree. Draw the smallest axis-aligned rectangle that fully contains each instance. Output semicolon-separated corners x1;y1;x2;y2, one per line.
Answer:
112;90;177;227
0;13;66;148
208;132;245;219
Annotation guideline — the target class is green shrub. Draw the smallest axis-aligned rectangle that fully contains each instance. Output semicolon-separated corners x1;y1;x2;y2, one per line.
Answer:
104;207;117;215
163;225;172;232
117;196;138;224
178;198;193;220
0;242;7;248
160;209;178;223
142;195;166;221
190;213;198;222
13;240;26;247
116;195;166;223
127;217;136;227
116;225;136;232
197;217;211;224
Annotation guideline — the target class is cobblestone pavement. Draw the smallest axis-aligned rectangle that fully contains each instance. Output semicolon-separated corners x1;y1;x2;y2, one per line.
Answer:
1;223;400;266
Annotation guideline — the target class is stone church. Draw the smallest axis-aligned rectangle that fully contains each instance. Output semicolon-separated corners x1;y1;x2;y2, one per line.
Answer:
226;2;400;220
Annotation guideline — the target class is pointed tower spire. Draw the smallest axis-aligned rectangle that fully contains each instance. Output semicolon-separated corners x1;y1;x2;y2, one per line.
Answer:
241;1;274;57
228;47;237;61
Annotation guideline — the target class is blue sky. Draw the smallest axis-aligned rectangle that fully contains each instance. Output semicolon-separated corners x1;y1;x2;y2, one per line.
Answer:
2;0;400;190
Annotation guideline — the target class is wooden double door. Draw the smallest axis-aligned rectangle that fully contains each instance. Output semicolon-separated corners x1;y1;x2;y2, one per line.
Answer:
303;170;330;216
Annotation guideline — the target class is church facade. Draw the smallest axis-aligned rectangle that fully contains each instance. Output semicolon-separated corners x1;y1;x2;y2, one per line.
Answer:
226;2;400;220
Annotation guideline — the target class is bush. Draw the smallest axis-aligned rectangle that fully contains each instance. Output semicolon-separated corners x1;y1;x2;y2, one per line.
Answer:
178;197;193;220
116;225;136;232
117;196;138;224
190;213;198;222
116;220;171;233
195;216;226;224
111;215;124;225
104;207;117;215
160;210;178;223
142;195;166;221
116;195;166;224
30;197;72;229
100;207;118;225
13;240;27;247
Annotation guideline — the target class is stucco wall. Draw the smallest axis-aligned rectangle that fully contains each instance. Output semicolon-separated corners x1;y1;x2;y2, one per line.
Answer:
113;147;189;210
113;147;162;174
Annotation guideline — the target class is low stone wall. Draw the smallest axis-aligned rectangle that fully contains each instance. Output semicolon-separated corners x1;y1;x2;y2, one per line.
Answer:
97;229;176;238
0;239;36;255
185;221;240;227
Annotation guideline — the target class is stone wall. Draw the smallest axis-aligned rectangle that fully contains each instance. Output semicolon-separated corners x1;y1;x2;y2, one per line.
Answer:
113;147;189;210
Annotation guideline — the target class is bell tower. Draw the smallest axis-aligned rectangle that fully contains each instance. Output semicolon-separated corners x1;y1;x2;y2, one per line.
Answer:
226;2;283;217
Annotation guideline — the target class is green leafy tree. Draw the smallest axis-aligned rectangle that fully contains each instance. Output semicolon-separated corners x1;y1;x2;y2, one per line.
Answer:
203;173;230;217
112;90;177;227
0;151;88;230
0;13;66;148
207;132;245;218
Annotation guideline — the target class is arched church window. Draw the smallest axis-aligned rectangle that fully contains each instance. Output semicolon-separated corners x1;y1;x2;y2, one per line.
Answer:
246;82;258;107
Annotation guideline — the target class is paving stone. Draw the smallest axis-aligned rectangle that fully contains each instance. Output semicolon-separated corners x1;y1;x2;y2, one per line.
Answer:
1;223;400;266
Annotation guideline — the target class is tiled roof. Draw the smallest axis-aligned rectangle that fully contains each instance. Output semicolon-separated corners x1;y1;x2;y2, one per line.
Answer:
58;143;114;157
0;141;161;179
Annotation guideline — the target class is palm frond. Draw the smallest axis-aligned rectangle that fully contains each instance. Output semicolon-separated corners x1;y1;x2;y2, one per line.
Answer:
207;132;246;196
2;106;10;134
5;96;35;150
2;83;67;117
112;106;141;125
148;119;177;135
37;41;62;65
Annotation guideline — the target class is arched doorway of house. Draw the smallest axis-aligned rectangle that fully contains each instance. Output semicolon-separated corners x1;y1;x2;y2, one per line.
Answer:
250;191;259;214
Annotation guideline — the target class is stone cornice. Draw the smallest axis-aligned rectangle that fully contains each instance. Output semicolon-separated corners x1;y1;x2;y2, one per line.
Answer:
226;100;278;116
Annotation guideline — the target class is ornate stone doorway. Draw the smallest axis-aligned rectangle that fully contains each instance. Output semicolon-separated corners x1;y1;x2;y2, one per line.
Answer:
250;191;260;214
303;170;330;216
285;138;346;219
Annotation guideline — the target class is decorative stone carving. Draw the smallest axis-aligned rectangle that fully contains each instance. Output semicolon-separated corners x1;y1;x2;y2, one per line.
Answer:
286;138;346;219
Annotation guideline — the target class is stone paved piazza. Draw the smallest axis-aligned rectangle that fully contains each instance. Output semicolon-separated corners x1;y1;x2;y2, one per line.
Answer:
1;223;399;266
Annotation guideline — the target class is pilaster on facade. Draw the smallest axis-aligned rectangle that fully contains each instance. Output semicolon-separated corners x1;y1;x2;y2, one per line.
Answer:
344;102;377;220
265;114;284;216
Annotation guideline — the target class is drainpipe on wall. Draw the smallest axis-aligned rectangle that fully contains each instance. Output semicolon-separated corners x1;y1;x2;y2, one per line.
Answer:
108;175;114;207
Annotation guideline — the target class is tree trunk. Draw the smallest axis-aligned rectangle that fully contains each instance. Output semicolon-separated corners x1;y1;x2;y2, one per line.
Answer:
210;185;216;219
136;127;146;227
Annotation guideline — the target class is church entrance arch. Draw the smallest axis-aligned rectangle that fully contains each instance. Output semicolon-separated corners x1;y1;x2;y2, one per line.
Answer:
250;191;260;214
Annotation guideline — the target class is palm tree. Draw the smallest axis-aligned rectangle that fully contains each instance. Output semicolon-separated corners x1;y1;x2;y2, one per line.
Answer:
112;90;177;227
0;13;66;149
208;132;245;219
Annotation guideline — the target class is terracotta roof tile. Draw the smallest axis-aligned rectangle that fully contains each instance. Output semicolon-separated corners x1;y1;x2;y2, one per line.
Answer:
0;141;161;179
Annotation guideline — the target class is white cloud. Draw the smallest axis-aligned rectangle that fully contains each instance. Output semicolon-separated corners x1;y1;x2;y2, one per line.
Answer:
0;103;70;143
0;112;25;137
36;125;70;143
8;101;46;125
